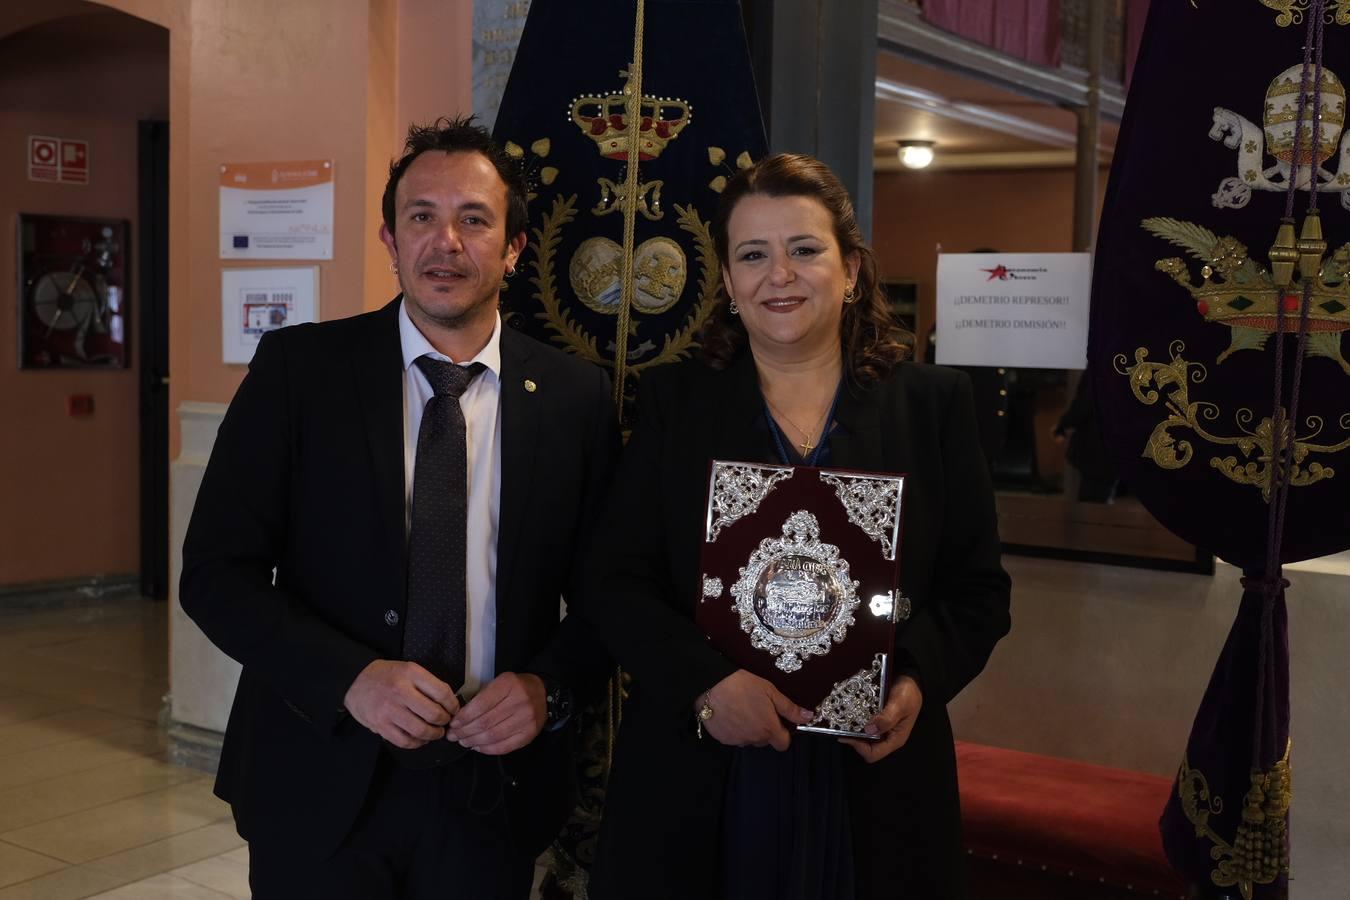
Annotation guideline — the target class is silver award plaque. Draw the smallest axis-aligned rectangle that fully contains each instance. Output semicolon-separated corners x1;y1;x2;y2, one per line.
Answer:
696;460;906;739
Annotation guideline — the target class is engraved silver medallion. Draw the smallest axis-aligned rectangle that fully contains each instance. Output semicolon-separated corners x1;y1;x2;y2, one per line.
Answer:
731;510;860;672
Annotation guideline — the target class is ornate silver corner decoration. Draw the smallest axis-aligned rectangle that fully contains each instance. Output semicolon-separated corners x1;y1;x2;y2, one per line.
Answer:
705;461;794;542
701;576;723;602
809;654;885;734
818;471;903;561
730;510;860;673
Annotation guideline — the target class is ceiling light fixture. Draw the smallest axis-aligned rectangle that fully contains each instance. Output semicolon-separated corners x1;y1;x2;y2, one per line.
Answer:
898;140;936;170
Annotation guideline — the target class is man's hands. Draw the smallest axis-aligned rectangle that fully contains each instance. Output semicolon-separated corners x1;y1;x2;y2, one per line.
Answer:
445;672;547;756
346;664;550;756
698;669;814;752
840;674;923;764
343;660;458;750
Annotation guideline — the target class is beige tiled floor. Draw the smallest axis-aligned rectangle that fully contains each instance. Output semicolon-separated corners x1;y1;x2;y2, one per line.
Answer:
0;595;247;899
0;594;551;900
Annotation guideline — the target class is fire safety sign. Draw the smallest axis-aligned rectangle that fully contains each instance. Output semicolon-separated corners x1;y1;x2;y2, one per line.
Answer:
29;136;89;184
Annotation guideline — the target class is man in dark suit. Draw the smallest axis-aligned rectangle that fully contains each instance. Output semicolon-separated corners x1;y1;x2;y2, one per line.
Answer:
181;116;618;899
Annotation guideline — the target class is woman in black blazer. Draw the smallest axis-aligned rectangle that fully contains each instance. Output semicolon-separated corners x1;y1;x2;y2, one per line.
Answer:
582;154;1011;899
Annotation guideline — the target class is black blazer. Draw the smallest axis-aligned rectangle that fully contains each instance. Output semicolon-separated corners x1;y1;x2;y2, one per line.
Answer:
582;353;1011;900
180;298;619;860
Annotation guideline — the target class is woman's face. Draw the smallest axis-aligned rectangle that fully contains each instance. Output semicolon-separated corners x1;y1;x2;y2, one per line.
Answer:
721;193;860;362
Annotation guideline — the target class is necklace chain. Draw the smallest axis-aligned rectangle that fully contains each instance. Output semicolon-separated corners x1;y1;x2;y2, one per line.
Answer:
763;394;832;453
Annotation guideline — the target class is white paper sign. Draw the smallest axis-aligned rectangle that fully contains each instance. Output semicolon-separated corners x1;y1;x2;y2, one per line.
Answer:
222;267;319;364
219;160;334;260
935;252;1091;370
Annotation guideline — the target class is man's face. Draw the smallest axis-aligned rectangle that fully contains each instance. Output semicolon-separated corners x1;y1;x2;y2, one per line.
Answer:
379;151;525;335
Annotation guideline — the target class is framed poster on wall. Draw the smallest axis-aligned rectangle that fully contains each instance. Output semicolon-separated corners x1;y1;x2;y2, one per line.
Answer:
220;266;319;364
17;214;130;369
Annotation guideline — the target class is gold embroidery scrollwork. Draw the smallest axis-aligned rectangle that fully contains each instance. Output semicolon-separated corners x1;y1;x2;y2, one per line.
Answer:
1261;0;1307;26
1115;342;1210;471
1115;343;1349;500
530;194;603;364
594;177;664;221
1259;0;1350;26
1208;405;1349;499
1174;741;1292;900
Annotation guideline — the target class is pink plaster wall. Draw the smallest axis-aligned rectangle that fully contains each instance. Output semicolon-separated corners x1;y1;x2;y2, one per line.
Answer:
0;10;168;584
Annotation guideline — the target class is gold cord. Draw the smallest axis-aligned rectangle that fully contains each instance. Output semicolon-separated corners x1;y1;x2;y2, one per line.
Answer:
612;0;646;412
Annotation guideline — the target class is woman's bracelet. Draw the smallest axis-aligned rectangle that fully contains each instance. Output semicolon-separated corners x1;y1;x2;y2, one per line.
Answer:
695;692;714;739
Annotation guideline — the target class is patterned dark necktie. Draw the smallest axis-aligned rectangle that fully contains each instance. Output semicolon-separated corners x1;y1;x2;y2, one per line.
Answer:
403;356;486;694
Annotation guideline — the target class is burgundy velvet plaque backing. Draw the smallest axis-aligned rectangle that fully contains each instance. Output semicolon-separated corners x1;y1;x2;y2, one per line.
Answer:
694;460;906;738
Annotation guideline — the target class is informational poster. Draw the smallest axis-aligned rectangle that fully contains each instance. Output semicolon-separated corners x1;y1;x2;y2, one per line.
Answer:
472;0;531;130
29;135;89;184
221;266;319;364
219;160;333;260
935;252;1091;370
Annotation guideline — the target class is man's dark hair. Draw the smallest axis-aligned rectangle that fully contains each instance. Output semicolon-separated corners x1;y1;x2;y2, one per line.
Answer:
381;115;529;245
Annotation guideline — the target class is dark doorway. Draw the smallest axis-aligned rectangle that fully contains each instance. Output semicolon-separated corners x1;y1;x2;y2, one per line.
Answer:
138;120;169;600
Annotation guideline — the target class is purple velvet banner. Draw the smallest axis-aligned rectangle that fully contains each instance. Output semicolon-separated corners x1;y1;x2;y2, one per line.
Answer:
1090;1;1349;895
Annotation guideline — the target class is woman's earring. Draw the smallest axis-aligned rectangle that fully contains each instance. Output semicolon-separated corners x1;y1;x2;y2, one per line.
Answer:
390;261;399;274
729;297;739;315
843;285;856;304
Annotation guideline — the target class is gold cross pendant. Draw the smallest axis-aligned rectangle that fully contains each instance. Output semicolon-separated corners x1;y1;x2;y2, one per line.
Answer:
799;440;814;453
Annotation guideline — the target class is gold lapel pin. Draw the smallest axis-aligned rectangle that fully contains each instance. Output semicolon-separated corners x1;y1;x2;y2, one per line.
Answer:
524;379;537;393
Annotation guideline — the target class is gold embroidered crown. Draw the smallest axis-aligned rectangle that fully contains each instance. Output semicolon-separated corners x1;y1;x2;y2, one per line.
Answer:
1145;216;1350;371
569;91;691;161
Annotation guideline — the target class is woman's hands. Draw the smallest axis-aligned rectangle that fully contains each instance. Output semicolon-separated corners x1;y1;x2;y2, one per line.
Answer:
696;669;814;751
694;671;922;761
840;674;923;764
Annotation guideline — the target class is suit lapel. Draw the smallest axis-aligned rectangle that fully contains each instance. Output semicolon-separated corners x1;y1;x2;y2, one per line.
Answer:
495;328;541;626
709;351;771;462
352;298;408;600
830;376;888;472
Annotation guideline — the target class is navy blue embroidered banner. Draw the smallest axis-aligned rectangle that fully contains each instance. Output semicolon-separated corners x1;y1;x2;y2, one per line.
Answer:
493;0;766;421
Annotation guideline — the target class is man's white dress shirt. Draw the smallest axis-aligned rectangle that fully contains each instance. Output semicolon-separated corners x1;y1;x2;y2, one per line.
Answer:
399;301;501;698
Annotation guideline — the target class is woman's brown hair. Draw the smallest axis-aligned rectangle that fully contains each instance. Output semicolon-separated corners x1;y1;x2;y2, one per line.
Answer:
700;153;913;383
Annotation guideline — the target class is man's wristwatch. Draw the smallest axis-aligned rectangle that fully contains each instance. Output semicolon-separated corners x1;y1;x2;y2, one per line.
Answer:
542;678;574;731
